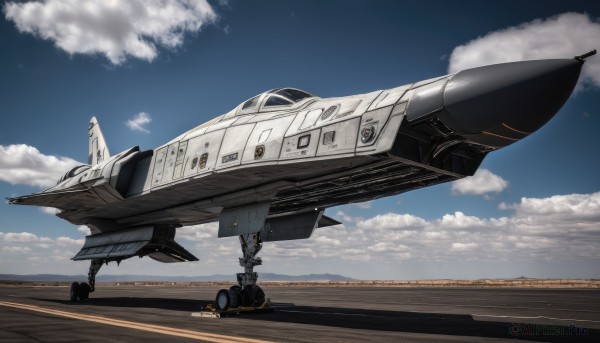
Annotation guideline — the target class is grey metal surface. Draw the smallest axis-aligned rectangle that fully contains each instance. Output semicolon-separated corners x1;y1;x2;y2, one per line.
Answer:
73;226;198;262
261;209;324;242
441;59;581;136
406;77;449;122
218;202;271;238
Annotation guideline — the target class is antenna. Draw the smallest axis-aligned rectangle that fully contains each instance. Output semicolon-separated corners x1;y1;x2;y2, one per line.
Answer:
574;49;597;62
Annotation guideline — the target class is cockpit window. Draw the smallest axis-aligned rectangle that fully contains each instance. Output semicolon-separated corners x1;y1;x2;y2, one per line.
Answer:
238;88;315;112
265;95;293;107
276;88;314;102
242;95;260;110
264;88;314;107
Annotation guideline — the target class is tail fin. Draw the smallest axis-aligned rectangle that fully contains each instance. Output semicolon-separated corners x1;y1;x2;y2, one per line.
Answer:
88;116;110;165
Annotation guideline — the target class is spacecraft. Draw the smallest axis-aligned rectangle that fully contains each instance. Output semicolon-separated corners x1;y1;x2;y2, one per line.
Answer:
8;50;595;311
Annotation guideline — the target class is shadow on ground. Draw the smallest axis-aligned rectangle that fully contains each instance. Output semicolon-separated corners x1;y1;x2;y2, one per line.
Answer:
33;297;597;342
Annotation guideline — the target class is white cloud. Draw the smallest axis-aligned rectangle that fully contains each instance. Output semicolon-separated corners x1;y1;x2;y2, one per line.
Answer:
177;223;217;241
0;232;40;243
356;213;427;230
0;231;81;247
448;12;600;90
126;112;152;133
315;235;341;246
450;242;478;252
335;210;362;224
51;249;77;262
264;191;600;271
40;207;60;215
55;236;84;247
451;168;508;196
439;212;487;229
510;192;600;219
77;226;91;235
0;144;80;188
368;242;409;253
2;246;31;254
3;0;217;65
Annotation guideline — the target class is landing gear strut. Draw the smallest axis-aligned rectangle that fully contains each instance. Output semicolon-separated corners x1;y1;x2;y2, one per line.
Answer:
70;259;103;302
214;233;267;311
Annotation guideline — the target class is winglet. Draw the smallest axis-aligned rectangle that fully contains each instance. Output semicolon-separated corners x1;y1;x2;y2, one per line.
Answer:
88;116;110;165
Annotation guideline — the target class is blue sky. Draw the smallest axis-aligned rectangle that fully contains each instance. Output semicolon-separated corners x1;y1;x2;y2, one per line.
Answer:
1;0;599;280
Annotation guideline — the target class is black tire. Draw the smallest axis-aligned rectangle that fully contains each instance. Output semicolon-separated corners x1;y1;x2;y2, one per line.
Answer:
69;282;80;302
253;285;266;307
79;282;91;301
241;286;254;307
215;289;230;311
229;286;241;308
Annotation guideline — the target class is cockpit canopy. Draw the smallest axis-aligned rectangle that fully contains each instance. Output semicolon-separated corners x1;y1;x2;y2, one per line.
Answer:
237;88;316;115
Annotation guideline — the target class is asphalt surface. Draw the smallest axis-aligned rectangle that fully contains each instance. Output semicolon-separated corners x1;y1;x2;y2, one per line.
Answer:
0;284;598;342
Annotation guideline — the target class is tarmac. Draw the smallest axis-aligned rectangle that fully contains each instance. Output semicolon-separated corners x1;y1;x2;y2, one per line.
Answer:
0;284;598;342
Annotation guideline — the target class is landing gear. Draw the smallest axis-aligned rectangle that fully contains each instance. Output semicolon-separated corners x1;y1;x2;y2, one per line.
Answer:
69;259;103;302
229;285;242;308
215;289;231;310
79;283;91;300
213;233;269;311
69;282;79;302
87;259;102;293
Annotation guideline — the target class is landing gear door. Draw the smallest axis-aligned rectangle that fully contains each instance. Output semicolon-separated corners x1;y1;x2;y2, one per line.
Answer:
218;202;271;238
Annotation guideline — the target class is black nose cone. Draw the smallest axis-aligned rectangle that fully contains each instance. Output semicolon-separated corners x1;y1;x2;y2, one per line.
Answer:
438;59;582;145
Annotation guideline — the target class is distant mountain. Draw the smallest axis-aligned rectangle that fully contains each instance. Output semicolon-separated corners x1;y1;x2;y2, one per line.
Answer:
515;276;534;280
0;273;354;282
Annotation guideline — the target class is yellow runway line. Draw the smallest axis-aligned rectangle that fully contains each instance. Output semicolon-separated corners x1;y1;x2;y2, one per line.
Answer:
0;300;272;343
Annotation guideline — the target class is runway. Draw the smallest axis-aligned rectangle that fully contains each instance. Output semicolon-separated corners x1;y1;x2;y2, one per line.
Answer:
0;284;598;342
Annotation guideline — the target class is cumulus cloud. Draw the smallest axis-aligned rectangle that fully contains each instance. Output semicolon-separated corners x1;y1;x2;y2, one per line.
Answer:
450;242;478;252
509;192;600;220
451;168;508;196
177;222;217;241
0;144;80;188
169;192;599;270
126;112;152;133
3;0;217;65
0;232;41;243
0;232;83;247
356;213;427;230
77;226;91;235
439;212;487;229
2;192;598;278
2;246;31;254
55;236;84;247
448;12;600;90
263;191;600;269
40;207;60;215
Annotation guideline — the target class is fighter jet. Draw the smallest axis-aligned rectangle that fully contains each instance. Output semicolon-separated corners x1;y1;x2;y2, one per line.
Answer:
8;50;596;311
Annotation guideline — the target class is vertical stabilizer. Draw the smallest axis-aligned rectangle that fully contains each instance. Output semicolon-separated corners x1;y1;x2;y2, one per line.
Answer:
88;116;110;165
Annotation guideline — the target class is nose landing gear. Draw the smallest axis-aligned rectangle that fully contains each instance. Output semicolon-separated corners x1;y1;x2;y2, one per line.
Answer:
210;233;269;315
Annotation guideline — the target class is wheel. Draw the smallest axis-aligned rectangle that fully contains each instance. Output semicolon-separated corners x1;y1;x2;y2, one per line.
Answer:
69;282;80;302
215;289;231;311
241;286;254;307
79;282;91;300
253;285;266;307
229;286;241;308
